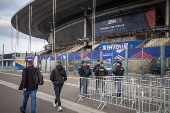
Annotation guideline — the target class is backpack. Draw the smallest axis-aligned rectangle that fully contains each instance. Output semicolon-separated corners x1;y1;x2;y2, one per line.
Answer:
34;69;44;85
53;69;65;84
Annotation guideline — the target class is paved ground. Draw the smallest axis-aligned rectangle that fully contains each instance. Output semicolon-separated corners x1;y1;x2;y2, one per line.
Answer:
0;71;136;113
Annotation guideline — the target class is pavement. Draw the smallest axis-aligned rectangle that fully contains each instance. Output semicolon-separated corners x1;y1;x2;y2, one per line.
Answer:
0;71;135;113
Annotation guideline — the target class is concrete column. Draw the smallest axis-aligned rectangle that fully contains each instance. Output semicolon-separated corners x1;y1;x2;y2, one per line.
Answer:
100;51;103;62
2;44;4;68
66;53;69;74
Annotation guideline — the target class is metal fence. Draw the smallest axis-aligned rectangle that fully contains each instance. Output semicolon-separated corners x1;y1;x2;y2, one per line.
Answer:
37;46;170;77
0;66;21;71
77;76;170;113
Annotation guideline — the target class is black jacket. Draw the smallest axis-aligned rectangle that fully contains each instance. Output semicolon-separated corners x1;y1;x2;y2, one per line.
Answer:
95;66;108;77
20;66;38;90
78;66;90;77
113;66;124;76
87;66;92;76
50;65;67;85
93;64;100;72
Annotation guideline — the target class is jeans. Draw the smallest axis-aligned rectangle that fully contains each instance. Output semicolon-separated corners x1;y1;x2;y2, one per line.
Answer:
54;84;63;106
96;77;105;93
114;78;122;96
22;90;37;113
79;78;88;95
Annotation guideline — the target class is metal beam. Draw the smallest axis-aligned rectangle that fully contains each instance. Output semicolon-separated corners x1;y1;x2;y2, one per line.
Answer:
125;48;128;76
84;7;87;38
160;46;165;78
166;0;170;37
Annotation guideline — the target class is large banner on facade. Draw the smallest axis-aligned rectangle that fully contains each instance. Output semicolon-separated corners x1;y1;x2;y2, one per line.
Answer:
93;40;145;51
95;8;156;36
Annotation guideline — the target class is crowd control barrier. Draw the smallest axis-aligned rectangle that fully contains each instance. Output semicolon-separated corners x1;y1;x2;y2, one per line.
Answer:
0;66;19;72
77;76;170;113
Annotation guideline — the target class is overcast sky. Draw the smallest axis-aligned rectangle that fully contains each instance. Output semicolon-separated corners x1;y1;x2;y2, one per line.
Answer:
0;0;47;54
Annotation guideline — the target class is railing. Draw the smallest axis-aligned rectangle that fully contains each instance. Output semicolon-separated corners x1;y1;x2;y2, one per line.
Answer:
77;76;170;113
0;66;23;71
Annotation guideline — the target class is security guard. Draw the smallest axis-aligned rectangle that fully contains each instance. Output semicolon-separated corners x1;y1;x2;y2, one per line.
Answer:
112;61;124;97
93;60;100;75
78;61;89;96
86;62;92;77
95;62;108;91
113;61;124;76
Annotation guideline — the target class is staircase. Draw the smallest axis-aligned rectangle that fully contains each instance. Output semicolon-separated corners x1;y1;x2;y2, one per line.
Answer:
144;38;170;47
129;37;170;74
128;59;155;74
58;44;86;54
37;50;50;55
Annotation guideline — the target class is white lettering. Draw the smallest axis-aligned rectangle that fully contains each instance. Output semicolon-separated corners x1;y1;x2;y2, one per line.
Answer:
102;43;128;50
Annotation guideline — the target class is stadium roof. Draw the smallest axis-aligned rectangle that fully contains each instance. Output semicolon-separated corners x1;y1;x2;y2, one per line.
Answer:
11;0;164;42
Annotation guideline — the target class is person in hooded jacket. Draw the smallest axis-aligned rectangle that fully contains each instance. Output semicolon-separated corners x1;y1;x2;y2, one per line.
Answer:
50;61;67;112
112;61;124;97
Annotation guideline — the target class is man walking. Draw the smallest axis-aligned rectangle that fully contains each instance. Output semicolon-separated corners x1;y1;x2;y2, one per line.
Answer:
19;60;38;113
50;61;67;112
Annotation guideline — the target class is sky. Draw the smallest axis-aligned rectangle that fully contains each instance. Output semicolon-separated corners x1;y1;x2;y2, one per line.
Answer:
0;0;47;54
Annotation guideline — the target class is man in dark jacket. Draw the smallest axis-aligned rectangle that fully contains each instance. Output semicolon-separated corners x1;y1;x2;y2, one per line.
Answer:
50;61;67;112
86;61;92;77
113;61;124;76
78;61;90;96
95;62;108;92
20;60;38;113
93;60;100;74
112;61;124;97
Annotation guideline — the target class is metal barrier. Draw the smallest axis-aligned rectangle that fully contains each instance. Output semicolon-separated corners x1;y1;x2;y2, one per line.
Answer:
0;66;19;72
77;76;170;113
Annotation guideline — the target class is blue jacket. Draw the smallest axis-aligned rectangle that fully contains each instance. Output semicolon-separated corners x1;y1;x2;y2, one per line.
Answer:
78;66;90;77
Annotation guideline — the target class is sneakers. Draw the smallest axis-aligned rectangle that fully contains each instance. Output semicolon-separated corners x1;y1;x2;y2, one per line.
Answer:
57;106;62;112
52;102;57;108
20;107;25;113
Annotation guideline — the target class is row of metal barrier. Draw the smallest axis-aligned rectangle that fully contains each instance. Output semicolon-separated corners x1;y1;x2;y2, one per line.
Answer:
77;76;170;113
0;66;20;71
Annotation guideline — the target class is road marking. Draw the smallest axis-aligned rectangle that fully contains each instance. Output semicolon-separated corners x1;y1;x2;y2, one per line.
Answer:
67;77;79;80
0;80;106;113
0;72;78;87
43;73;79;80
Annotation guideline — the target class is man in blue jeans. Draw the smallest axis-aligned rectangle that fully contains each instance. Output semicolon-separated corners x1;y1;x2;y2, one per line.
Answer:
19;60;38;113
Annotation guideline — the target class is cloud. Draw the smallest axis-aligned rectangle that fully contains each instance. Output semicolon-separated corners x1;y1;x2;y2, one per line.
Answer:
0;0;28;17
0;0;47;54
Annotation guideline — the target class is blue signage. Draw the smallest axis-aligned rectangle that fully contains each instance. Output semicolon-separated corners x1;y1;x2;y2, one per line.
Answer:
93;40;145;51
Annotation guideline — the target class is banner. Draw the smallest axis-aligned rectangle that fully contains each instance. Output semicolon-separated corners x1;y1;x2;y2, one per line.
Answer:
93;40;145;51
95;8;156;36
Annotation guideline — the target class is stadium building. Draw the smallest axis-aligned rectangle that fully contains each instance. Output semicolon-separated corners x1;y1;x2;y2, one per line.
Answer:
11;0;170;74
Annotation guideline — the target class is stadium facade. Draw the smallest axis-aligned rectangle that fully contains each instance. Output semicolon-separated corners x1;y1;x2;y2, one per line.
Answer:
11;0;170;74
